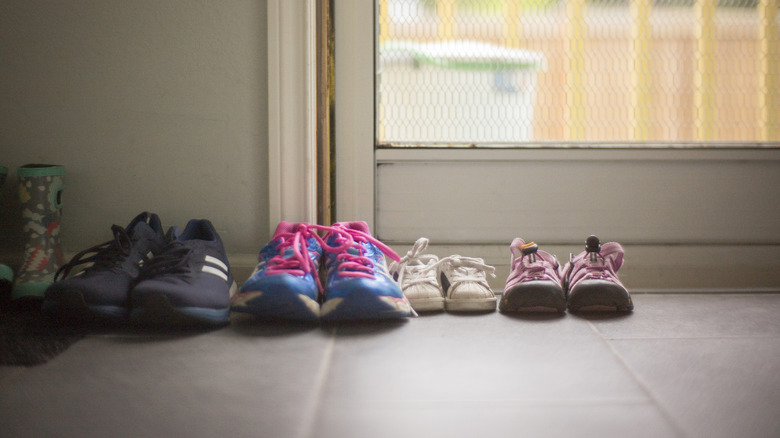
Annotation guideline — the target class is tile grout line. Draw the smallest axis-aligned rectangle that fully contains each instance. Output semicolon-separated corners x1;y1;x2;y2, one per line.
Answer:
296;327;337;438
586;320;690;438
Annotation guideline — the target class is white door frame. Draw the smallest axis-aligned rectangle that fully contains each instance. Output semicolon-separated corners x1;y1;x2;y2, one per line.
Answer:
333;0;378;225
268;0;376;228
267;0;318;232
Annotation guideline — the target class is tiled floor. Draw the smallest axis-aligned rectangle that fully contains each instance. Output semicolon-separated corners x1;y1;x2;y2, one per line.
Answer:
1;294;779;438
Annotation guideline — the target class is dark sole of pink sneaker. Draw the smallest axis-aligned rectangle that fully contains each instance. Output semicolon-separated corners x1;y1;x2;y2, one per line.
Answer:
499;282;566;313
567;280;633;312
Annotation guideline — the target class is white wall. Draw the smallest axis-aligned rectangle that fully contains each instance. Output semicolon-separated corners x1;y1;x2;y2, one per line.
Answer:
0;0;269;271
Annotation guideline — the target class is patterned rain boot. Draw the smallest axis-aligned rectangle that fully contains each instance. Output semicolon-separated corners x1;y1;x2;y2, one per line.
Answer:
11;164;66;301
0;165;13;295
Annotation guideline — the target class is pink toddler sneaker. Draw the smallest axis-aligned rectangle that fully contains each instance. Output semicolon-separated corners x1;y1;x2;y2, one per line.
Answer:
563;235;633;312
500;239;566;313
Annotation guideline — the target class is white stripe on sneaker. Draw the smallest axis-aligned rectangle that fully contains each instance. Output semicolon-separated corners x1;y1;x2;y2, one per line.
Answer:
204;255;228;271
201;255;229;281
202;265;229;281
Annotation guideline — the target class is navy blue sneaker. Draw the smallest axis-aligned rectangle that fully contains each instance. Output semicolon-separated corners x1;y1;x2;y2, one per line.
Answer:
319;221;415;321
129;219;236;327
231;221;323;321
43;212;168;322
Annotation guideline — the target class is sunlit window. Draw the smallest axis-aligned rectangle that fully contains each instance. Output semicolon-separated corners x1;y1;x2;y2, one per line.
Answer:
377;0;779;145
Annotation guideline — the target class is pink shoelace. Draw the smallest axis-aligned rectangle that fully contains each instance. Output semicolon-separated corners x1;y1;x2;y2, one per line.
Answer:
505;238;561;290
265;223;318;277
264;222;400;290
566;242;625;286
318;222;401;279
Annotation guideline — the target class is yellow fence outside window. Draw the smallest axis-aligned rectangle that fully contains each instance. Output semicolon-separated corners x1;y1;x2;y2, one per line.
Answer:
377;0;779;144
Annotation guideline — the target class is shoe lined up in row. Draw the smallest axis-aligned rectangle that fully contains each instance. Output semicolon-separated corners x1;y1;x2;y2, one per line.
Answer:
389;237;497;313
500;238;567;312
42;212;631;327
393;235;632;314
43;212;236;327
499;236;633;313
231;221;415;322
42;216;415;326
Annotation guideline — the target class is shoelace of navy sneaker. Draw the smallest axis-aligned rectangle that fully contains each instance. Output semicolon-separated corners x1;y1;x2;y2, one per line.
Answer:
138;242;192;280
55;225;133;281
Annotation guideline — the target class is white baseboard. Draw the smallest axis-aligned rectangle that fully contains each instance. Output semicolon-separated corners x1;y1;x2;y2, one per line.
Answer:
385;243;780;292
227;253;259;285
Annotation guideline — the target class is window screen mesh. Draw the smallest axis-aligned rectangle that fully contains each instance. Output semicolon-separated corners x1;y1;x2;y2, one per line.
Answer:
377;0;779;144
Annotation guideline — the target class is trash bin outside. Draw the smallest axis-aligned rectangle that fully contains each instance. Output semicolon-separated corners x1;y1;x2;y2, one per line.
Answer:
379;40;546;144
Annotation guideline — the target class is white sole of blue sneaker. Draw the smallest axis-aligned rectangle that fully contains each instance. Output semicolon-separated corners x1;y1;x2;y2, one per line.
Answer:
230;289;320;321
321;289;414;321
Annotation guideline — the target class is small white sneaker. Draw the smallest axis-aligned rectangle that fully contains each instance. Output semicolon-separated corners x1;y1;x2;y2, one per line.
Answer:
437;255;497;312
390;238;445;312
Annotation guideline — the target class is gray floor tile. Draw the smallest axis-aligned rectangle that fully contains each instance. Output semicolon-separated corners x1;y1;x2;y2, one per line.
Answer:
314;313;667;437
322;313;645;402
1;295;778;438
314;400;680;438
610;337;780;438
0;320;331;438
587;294;780;339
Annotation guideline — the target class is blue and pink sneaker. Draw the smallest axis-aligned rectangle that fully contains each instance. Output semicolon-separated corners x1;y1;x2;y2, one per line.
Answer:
319;221;415;321
563;235;633;312
500;238;566;313
231;222;323;321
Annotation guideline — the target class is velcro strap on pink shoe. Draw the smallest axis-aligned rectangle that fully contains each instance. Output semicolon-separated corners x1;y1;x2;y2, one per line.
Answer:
600;242;624;271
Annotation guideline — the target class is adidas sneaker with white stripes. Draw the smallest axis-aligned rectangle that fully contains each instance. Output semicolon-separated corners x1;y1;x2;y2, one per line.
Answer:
130;219;236;327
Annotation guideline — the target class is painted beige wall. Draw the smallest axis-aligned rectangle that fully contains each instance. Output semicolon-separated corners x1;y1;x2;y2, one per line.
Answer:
0;0;269;269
